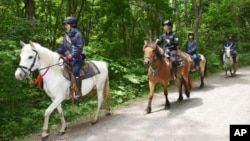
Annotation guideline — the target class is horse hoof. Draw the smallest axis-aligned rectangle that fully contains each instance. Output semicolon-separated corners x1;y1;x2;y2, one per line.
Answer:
165;105;170;109
199;84;204;88
185;92;190;98
105;112;111;116
41;135;49;141
178;98;183;102
145;108;151;114
58;131;65;136
91;120;98;125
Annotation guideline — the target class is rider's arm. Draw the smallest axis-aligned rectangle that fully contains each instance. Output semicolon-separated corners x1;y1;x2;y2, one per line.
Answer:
156;35;164;46
71;32;84;59
232;41;236;50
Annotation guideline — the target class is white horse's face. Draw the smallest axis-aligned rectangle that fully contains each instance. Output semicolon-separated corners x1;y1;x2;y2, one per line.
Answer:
224;46;231;58
15;41;40;80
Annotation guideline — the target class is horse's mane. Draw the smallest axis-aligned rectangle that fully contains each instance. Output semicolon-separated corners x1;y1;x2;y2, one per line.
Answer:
31;42;62;73
144;41;164;59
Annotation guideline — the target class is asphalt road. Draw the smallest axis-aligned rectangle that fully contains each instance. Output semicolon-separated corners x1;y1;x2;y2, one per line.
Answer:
25;66;250;141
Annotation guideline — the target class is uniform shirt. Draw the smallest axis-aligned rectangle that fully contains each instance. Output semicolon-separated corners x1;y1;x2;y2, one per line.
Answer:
157;31;179;51
184;39;197;54
57;28;84;61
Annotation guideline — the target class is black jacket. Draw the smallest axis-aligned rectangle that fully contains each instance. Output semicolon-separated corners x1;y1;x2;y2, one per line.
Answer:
157;31;179;51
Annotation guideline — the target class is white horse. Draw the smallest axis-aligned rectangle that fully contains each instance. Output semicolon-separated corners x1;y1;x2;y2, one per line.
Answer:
223;45;237;76
14;41;110;141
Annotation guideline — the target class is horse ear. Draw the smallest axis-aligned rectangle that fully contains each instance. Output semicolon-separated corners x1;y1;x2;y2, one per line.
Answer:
20;41;26;47
29;40;35;48
144;40;149;45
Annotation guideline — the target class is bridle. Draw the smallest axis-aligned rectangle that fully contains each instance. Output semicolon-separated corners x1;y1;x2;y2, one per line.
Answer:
17;49;64;78
144;45;160;76
18;49;39;78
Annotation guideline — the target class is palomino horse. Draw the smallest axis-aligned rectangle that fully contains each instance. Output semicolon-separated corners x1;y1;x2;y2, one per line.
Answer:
189;54;207;88
143;41;192;114
15;41;110;141
223;45;238;76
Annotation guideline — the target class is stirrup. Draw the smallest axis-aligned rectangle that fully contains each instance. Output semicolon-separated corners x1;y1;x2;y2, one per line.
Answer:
74;92;82;100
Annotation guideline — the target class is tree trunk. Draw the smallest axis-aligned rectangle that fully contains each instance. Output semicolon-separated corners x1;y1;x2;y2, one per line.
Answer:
23;0;35;19
192;0;203;38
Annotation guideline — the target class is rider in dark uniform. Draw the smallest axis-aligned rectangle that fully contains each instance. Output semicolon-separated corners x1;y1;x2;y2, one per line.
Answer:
220;34;237;64
184;32;199;70
156;20;179;80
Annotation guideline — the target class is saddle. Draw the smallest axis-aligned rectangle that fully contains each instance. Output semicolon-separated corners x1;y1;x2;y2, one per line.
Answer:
62;60;100;81
190;54;201;72
61;58;100;98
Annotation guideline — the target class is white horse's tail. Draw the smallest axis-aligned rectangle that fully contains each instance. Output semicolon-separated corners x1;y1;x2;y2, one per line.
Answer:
103;76;111;115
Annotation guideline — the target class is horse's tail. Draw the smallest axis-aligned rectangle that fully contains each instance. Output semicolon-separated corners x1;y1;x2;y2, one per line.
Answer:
188;75;192;90
103;76;111;115
204;57;208;77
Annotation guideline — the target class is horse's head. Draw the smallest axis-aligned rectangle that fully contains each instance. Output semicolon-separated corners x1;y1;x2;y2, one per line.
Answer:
224;45;232;58
15;41;40;80
143;40;163;67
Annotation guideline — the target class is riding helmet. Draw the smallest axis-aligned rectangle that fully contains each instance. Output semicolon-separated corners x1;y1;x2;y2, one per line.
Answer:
228;34;233;37
188;32;194;36
162;20;172;26
63;16;77;28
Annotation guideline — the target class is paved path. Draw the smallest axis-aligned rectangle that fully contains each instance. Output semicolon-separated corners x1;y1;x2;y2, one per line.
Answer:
26;67;250;141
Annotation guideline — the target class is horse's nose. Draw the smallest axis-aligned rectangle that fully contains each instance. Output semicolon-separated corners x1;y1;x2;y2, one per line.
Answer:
15;69;24;80
144;60;150;67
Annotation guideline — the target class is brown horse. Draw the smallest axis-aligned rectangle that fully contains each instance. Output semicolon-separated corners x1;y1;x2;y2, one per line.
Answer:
143;40;192;114
188;54;207;88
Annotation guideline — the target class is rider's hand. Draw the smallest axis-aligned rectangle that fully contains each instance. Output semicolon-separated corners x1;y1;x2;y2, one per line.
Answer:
155;39;159;43
67;54;73;60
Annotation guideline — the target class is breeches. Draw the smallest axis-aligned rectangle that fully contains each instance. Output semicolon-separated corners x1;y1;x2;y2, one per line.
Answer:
71;60;82;77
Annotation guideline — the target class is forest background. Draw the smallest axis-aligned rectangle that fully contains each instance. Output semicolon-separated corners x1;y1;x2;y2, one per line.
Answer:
1;0;250;140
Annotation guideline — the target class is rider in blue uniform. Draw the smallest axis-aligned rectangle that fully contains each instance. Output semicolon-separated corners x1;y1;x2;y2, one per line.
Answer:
184;32;199;70
220;34;237;64
57;16;85;99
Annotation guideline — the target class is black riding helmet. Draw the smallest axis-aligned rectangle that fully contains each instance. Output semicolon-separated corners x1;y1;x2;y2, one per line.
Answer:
63;16;77;28
162;20;172;27
188;32;194;36
228;34;233;37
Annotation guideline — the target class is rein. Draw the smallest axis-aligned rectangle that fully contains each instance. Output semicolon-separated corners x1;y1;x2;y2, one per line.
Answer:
144;45;161;76
150;59;160;76
17;49;65;88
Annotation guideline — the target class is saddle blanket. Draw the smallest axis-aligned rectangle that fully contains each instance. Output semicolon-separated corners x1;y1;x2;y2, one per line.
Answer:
79;61;100;79
62;61;100;80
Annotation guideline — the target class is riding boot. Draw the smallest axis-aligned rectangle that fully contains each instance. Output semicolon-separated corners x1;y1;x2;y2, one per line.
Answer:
75;77;82;100
233;55;237;64
171;63;177;81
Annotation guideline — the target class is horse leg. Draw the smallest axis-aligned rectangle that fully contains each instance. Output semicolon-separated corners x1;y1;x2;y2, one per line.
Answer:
176;78;183;102
182;75;191;99
163;82;170;109
91;89;104;125
146;81;155;114
42;98;64;140
56;104;67;136
199;67;204;88
103;78;111;116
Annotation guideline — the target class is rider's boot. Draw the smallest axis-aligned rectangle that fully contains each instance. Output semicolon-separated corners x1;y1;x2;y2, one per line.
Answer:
233;55;237;64
171;63;177;81
75;77;82;100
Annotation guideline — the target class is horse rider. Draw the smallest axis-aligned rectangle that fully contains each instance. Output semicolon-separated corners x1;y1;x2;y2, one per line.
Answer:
220;34;237;64
57;16;85;99
156;20;179;80
184;32;199;70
